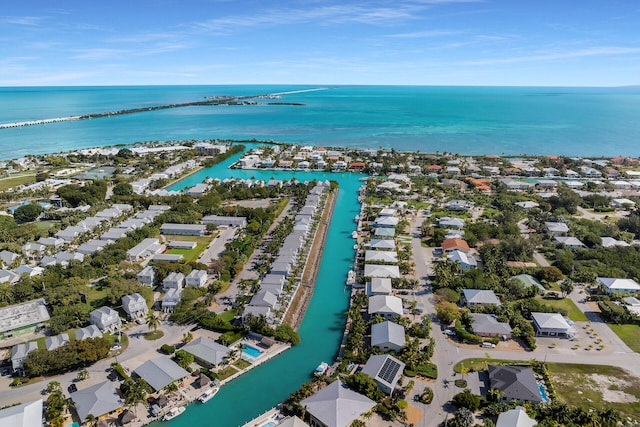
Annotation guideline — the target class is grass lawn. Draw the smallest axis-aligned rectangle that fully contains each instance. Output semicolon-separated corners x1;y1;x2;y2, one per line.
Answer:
144;330;164;340
536;296;588;321
220;309;238;323
35;221;56;231
0;174;35;192
547;362;640;421
163;235;213;263
454;358;530;373
233;359;251;370
216;365;239;381
608;324;640;353
83;286;109;307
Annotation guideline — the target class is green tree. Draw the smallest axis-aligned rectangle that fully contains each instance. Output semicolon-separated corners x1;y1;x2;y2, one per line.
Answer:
13;203;43;223
113;182;133;196
435;301;460;324
560;279;574;297
146;311;160;333
452;389;481;411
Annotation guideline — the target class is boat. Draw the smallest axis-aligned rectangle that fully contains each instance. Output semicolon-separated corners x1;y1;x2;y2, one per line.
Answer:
314;361;329;376
351;231;358;239
354;215;360;222
197;387;219;403
346;270;356;286
163;406;185;421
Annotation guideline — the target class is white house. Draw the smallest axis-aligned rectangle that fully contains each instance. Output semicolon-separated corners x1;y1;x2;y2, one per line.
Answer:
137;266;155;286
162;288;182;312
531;312;576;337
370;321;405;352
368;295;403;320
597;277;640;294
186;270;208;288
90;307;121;333
163;272;185;290
122;293;148;319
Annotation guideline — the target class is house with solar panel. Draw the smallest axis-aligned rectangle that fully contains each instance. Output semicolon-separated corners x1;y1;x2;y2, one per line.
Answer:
360;354;405;395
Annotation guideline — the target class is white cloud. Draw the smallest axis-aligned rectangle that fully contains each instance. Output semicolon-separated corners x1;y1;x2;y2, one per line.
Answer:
465;46;640;65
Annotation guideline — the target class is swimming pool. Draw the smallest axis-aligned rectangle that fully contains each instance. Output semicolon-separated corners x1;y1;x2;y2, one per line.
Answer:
242;344;263;359
538;383;549;402
259;422;276;427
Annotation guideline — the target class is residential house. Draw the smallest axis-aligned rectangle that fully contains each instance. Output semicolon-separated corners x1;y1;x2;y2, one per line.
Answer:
0;250;19;268
531;312;576;337
441;238;470;253
488;365;542;403
163;272;185;290
597;277;640;294
515;201;540;210
90;307;121;333
21;242;45;260
70;381;123;421
0;399;44;427
186;269;208;288
75;325;103;341
182;337;230;368
374;228;395;238
126;238;165;262
45;333;69;351
137;266;156;287
361;354;405;395
122;293;148;319
438;217;466;229
462;289;501;307
368;295;403;320
202;215;248;227
363;264;400;278
611;198;636;209
545;222;569;236
11;342;38;373
448;250;477;270
0;299;50;340
470;313;512;339
366;277;392;296
364;250;398;264
510;274;545;294
162;288;182;312
370;321;405;352
369;240;395;251
554;236;586;249
160;223;206;236
300;380;376;427
496;406;537;427
601;237;630;248
250;290;278;308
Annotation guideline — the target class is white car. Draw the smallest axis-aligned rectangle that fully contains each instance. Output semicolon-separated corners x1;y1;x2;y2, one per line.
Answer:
444;329;455;336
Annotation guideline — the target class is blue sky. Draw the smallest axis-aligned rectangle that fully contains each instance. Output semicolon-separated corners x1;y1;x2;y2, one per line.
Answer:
1;0;639;86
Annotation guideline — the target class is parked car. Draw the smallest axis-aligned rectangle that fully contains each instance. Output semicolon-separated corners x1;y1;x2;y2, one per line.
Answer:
444;329;455;336
481;342;496;348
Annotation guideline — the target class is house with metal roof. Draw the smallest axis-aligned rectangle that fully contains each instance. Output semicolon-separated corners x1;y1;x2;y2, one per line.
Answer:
448;250;477;270
182;337;230;367
162;288;182;312
202;215;248;227
70;381;123;421
496;406;537;427
368;295;403;320
510;274;545;293
133;357;189;391
300;380;376;427
360;354;405;395
0;250;19;268
364;250;398;264
374;228;395;238
554;236;586;249
21;242;45;260
0;399;43;427
100;227;128;241
163;272;185;290
278;416;310;427
90;307;121;333
438;217;466;229
531;312;576;337
137;266;155;286
489;365;542;403
75;325;103;341
371;321;405;352
0;298;50;340
597;277;640;294
250;290;278;308
366;277;392;296
470;313;512;339
368;239;395;251
545;222;569;236
126;238;165;262
77;239;109;255
122;293;148;319
363;264;400;279
11;342;38;373
160;223;206;236
242;305;272;322
151;253;183;263
462;289;501;307
45;333;69;351
186;270;208;288
0;269;20;284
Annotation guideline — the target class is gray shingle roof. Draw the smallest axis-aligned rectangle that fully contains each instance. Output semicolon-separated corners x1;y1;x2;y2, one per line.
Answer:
133;357;189;391
182;337;230;366
371;321;405;349
70;381;123;421
300;380;376;427
489;365;541;403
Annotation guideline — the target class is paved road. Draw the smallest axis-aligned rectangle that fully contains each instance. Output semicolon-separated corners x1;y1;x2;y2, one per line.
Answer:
0;322;187;407
198;227;237;265
406;212;640;427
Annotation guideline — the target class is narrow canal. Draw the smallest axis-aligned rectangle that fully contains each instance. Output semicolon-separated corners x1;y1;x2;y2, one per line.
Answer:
155;146;363;426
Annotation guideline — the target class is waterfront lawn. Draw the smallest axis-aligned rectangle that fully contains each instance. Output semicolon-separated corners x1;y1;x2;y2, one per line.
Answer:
233;359;251;370
536;296;588;321
547;362;640;421
164;235;212;263
216;365;239;381
608;324;640;353
0;174;35;192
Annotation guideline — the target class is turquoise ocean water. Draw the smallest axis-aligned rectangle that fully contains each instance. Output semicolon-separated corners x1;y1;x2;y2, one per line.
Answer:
1;85;640;159
162;147;363;426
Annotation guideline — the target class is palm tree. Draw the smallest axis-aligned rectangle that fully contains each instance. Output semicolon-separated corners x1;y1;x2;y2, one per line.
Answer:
146;312;160;333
